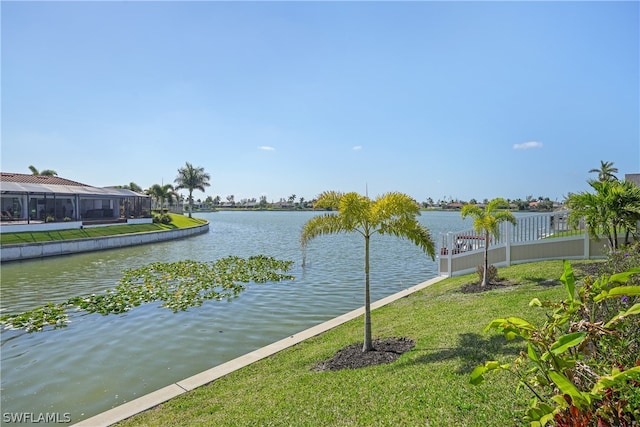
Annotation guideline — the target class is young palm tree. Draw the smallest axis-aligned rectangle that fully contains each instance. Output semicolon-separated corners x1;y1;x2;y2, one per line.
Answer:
174;162;211;217
28;165;58;176
301;191;435;352
461;198;516;287
148;184;176;212
589;160;618;182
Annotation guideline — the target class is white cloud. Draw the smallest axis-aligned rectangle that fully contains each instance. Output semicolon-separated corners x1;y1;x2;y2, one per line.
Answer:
258;146;275;151
513;141;543;150
352;145;362;150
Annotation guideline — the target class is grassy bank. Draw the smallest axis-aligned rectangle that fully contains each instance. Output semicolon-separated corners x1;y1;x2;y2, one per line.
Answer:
0;214;207;246
117;260;600;427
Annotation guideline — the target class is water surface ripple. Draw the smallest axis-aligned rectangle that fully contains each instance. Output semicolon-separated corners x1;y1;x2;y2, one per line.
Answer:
1;211;470;424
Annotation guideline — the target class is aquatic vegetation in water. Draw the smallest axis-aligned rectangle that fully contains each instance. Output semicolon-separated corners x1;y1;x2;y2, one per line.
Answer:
1;255;295;332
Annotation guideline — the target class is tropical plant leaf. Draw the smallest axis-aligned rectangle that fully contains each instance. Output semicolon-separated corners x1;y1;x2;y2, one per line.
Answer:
469;365;488;385
591;366;640;394
527;342;540;362
549;332;587;355
604;303;640;328
529;298;542;307
505;316;537;331
593;285;640;302
548;371;589;407
560;260;575;301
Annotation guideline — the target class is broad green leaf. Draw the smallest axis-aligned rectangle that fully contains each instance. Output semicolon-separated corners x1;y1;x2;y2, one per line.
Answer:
551;394;569;408
592;366;640;394
539;413;555;426
549;332;587;355
529;298;542;307
607;286;640;297
560;260;575;301
470;365;487;385
527;342;539;362
549;371;589;406
624;302;640;316
594;286;640;302
485;361;500;371
484;318;508;332
608;268;640;285
505;317;537;331
604;303;640;328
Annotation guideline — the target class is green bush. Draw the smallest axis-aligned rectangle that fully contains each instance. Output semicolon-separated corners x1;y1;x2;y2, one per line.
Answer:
153;213;172;224
471;252;640;426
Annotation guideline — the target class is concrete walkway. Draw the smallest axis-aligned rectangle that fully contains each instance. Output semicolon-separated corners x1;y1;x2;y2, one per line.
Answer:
73;275;447;426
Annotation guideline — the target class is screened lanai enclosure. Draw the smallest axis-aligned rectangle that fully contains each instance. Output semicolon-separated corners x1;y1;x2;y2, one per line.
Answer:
0;173;151;226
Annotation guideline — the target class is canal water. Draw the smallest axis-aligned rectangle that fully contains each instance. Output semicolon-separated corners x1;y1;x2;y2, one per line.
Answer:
1;211;471;424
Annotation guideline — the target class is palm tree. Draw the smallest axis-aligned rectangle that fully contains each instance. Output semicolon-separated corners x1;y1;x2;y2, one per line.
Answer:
301;191;435;352
461;198;516;287
147;184;176;212
589;160;618;182
567;179;640;250
124;182;143;193
28;165;58;176
174;162;211;218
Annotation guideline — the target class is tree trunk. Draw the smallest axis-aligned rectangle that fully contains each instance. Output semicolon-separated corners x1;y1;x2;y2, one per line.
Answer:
482;231;489;287
363;234;373;352
188;190;193;218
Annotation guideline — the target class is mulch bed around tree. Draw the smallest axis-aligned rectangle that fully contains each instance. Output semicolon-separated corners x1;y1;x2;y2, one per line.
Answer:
459;279;517;294
313;337;416;371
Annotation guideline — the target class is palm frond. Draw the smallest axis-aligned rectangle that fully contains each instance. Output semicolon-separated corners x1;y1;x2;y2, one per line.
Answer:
300;214;347;249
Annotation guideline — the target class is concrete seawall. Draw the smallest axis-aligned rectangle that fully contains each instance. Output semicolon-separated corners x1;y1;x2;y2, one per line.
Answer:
0;223;209;262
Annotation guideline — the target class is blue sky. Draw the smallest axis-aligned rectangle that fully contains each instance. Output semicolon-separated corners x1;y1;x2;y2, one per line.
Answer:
2;1;638;204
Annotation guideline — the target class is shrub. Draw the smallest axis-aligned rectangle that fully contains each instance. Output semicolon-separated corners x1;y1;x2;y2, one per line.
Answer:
476;264;499;283
471;257;640;426
153;214;172;224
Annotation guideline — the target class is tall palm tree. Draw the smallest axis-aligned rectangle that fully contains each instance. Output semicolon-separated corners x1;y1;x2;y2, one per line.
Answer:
589;160;618;182
28;165;58;176
461;198;516;287
174;162;211;218
301;191;435;352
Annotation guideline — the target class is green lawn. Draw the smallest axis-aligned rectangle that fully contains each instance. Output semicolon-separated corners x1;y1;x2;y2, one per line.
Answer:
117;260;601;427
0;214;207;245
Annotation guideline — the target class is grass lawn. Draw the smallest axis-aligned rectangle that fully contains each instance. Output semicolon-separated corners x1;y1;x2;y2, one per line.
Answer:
117;260;602;427
0;214;207;245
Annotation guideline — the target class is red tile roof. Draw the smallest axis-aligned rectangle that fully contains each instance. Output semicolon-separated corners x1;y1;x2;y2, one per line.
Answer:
0;172;89;187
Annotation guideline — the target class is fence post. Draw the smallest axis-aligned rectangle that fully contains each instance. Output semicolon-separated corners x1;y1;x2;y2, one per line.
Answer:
447;232;454;277
584;226;590;259
505;222;511;267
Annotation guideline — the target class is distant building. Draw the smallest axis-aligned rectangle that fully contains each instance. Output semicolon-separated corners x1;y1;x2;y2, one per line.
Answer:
625;173;640;186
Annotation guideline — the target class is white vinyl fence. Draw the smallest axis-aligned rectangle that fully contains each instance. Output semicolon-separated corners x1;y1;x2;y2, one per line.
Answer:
438;211;617;277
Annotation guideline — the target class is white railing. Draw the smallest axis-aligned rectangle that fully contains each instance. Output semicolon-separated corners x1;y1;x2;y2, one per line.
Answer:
438;211;607;277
